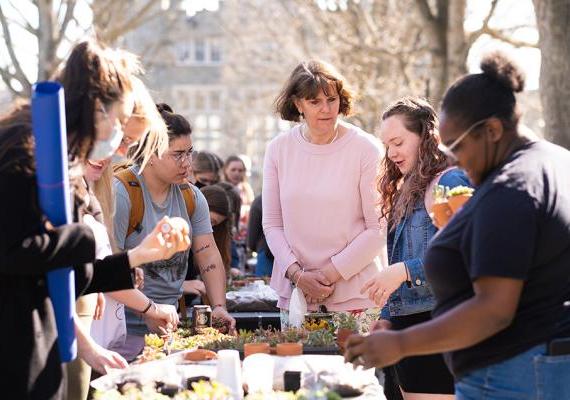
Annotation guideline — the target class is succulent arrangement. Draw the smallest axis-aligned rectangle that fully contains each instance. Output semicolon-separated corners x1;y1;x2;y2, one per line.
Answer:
305;330;336;347
140;324;337;362
434;184;474;200
95;380;341;400
331;313;358;332
433;184;449;203
447;185;474;197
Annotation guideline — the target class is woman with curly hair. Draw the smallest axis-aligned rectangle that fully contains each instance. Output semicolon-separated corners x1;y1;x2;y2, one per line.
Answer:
347;51;570;400
361;96;470;399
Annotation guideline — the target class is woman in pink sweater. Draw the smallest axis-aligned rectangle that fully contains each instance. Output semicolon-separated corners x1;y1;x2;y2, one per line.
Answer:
263;60;387;330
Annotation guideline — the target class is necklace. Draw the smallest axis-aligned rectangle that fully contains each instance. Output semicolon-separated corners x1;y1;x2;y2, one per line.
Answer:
301;123;340;144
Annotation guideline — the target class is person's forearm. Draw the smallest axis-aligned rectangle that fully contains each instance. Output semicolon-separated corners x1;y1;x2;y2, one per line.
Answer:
82;253;134;294
331;228;383;280
195;252;227;306
75;313;96;357
398;295;515;357
107;289;150;312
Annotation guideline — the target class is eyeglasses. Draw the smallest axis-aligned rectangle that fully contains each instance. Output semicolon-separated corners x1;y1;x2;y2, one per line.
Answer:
170;149;194;165
438;117;492;161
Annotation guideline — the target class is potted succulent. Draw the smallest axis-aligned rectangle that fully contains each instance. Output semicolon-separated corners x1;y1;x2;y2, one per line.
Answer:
276;328;306;356
332;313;358;353
243;342;271;358
446;186;474;213
276;342;303;356
430;185;453;228
305;330;336;348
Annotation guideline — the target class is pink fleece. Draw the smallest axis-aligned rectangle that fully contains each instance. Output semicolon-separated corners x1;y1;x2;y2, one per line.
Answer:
262;123;388;311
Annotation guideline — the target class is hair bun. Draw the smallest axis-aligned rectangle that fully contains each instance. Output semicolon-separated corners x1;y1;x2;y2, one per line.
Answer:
156;103;174;113
480;51;525;93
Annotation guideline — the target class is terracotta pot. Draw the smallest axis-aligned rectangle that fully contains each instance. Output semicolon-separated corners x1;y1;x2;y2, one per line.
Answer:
276;342;303;356
243;342;270;358
447;194;472;213
336;328;356;353
431;201;453;228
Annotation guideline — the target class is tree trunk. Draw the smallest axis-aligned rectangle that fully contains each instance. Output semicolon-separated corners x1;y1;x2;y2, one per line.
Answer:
533;0;570;149
37;0;56;82
418;0;469;108
446;0;469;84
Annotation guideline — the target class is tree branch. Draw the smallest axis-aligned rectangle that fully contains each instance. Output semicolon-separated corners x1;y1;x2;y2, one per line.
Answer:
467;0;499;46
98;0;156;44
415;0;435;22
0;4;31;94
483;27;539;48
0;67;21;97
6;16;37;35
54;0;77;49
7;0;38;35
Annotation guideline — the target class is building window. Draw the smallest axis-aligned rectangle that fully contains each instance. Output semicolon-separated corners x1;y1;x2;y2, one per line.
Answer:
210;41;222;63
176;42;192;64
177;90;191;111
209;115;221;130
195;40;205;62
195;114;208;130
195;92;206;110
210;91;221;110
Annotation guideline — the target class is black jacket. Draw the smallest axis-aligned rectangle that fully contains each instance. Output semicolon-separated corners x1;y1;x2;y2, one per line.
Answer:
0;168;134;399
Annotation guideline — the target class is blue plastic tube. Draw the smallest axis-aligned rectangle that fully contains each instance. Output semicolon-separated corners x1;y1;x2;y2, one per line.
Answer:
31;81;76;362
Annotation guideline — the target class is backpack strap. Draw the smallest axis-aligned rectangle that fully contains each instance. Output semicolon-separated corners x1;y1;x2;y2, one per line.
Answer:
114;168;145;237
424;166;456;213
179;181;196;219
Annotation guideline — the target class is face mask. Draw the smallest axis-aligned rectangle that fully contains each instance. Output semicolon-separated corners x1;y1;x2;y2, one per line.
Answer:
89;124;123;160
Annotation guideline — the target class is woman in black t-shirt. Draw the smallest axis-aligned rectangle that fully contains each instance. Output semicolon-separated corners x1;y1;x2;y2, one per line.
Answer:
345;51;570;399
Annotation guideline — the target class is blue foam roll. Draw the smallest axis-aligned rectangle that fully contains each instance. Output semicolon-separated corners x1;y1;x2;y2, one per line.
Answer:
31;81;76;362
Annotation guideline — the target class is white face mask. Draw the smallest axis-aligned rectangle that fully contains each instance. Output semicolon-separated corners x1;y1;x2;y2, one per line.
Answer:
89;106;124;160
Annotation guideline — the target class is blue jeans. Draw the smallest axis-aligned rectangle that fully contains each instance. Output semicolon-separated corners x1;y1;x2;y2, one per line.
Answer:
456;343;570;400
254;249;273;276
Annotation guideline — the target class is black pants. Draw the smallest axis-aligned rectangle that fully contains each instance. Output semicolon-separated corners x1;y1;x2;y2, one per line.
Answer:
389;311;455;395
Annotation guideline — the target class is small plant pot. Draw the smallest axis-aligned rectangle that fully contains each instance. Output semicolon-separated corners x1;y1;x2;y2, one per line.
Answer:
243;342;270;358
336;328;356;353
431;201;453;228
276;342;303;356
447;194;472;213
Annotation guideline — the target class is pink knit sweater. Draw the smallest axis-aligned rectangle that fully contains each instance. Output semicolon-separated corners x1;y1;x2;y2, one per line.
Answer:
262;123;388;311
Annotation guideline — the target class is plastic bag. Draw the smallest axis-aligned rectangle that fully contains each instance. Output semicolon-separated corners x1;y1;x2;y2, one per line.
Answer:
288;286;307;328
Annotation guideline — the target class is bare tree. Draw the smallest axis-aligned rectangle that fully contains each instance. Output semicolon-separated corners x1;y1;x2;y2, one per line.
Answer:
533;0;570;149
0;0;159;98
222;0;538;133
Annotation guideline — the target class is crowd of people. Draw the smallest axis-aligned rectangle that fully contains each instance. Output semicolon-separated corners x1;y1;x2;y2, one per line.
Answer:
0;37;568;400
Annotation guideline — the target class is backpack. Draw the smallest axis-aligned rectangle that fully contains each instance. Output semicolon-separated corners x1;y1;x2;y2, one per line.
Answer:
114;167;196;237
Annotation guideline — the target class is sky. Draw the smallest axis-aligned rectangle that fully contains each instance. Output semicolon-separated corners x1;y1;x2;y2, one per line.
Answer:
0;0;540;95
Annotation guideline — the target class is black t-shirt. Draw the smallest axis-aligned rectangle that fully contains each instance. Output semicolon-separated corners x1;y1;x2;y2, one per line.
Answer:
424;140;570;377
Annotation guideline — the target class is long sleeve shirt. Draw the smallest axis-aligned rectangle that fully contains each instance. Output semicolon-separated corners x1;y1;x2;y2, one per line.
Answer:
262;123;388;311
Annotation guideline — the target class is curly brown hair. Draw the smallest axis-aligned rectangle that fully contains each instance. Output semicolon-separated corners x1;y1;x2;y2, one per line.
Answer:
377;97;448;229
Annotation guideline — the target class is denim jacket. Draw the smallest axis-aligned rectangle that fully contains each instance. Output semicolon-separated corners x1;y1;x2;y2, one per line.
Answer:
381;168;470;318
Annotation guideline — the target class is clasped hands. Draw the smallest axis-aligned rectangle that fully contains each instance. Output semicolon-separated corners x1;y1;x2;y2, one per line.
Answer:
288;261;342;304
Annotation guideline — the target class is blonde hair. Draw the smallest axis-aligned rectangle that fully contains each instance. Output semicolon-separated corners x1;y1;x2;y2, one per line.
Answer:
126;76;169;171
92;166;119;253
